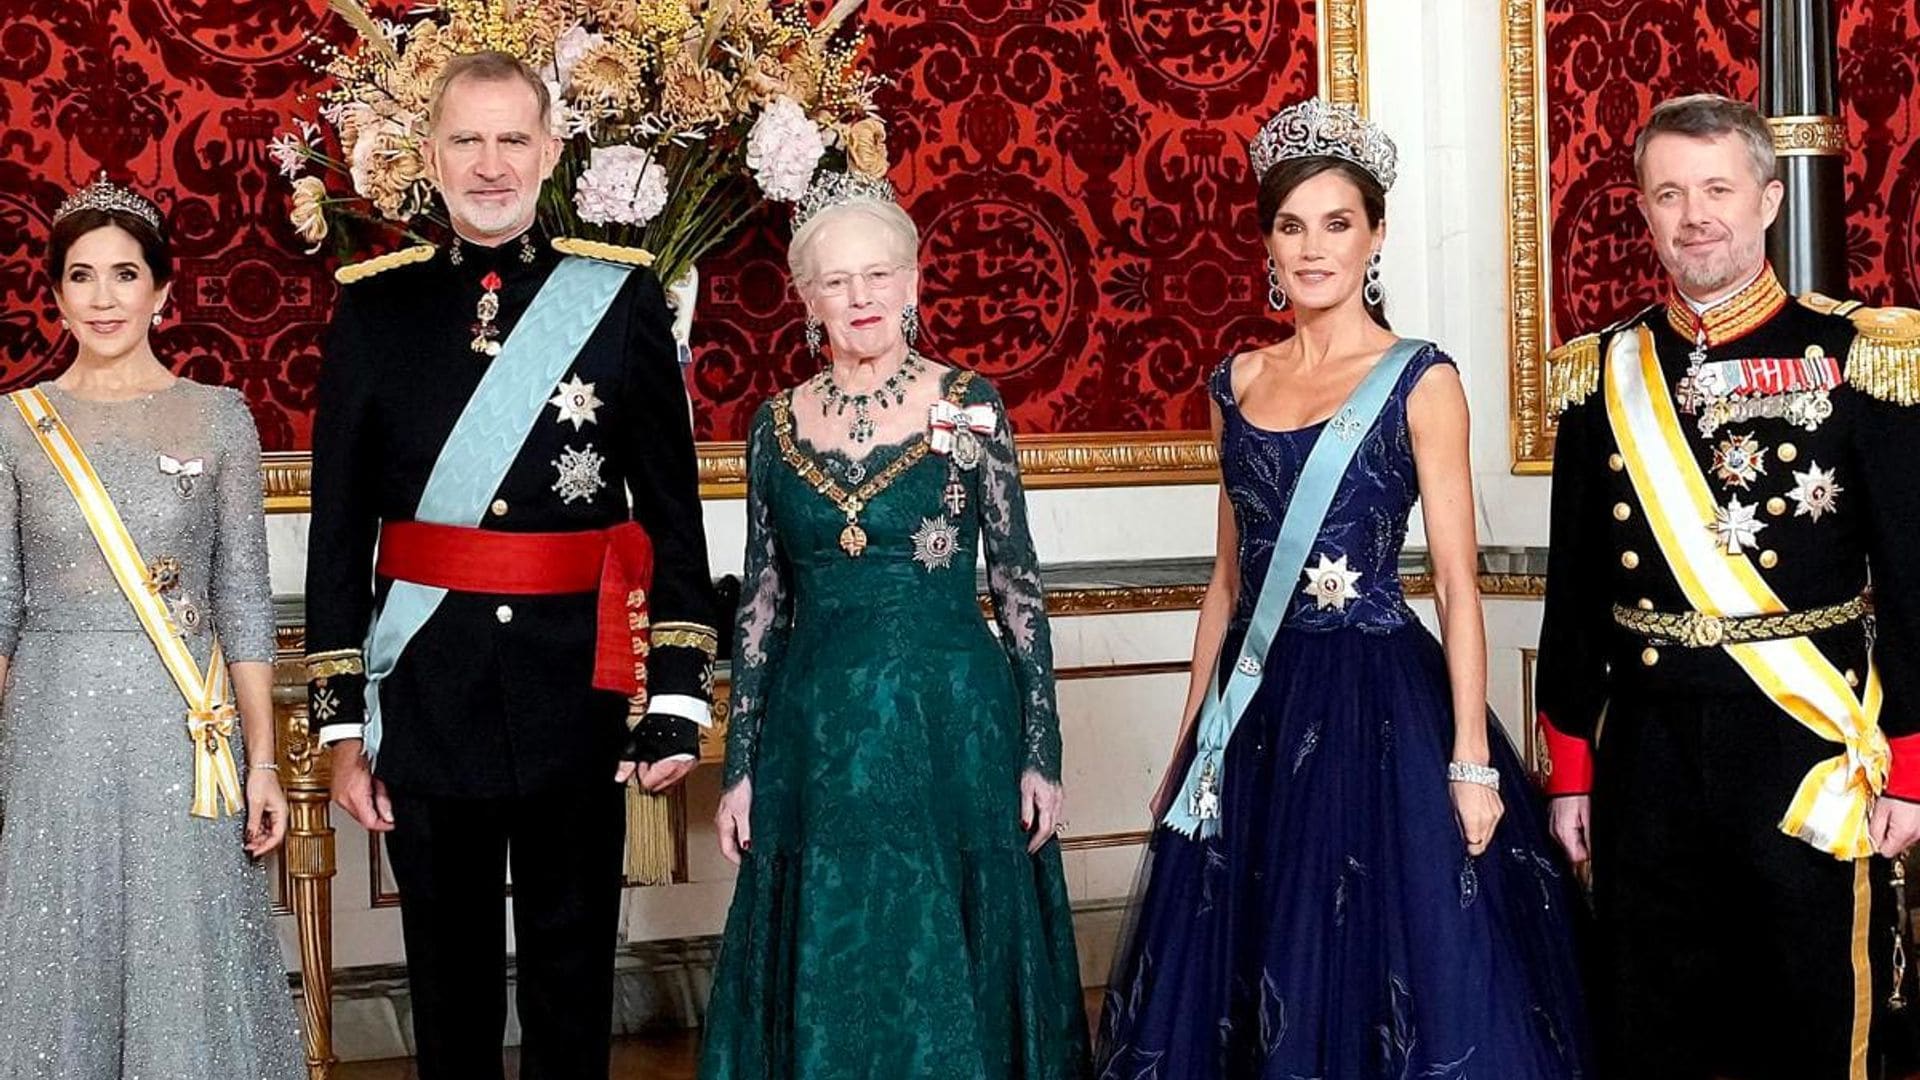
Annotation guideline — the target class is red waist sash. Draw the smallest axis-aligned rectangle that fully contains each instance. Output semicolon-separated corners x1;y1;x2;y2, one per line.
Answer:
376;520;654;697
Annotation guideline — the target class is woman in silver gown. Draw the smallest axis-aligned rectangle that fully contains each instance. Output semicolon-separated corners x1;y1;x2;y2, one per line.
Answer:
0;178;305;1077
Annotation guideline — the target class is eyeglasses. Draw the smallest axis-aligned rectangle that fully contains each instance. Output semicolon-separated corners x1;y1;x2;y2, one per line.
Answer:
812;265;909;297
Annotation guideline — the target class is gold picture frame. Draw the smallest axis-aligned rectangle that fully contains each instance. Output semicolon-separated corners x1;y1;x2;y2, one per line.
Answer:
1503;0;1554;475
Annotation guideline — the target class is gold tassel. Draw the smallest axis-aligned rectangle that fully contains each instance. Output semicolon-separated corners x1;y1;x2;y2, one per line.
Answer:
624;785;679;886
1845;305;1920;407
1545;333;1602;417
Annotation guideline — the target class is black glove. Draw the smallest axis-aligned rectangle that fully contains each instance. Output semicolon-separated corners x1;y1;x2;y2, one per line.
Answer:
623;712;699;764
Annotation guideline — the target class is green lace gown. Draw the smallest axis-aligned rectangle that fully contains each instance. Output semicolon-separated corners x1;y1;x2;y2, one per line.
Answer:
700;370;1091;1080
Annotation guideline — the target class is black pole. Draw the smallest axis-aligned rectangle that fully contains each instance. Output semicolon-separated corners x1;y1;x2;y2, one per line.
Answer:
1760;0;1847;297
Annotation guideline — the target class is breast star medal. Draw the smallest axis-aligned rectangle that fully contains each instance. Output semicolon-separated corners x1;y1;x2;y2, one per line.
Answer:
471;270;504;356
1710;432;1767;489
157;454;204;498
910;516;960;571
550;444;607;504
1709;496;1766;554
168;593;205;637
1301;554;1364;611
1788;462;1843;521
548;376;602;430
145;555;183;595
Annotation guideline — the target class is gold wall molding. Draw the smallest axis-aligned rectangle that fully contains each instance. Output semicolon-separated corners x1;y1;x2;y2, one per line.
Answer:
1769;114;1847;157
1503;0;1554;474
1320;0;1370;114
262;431;1221;511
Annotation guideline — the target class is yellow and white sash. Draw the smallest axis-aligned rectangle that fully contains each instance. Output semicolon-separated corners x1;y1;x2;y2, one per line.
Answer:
1606;327;1885;859
10;388;242;819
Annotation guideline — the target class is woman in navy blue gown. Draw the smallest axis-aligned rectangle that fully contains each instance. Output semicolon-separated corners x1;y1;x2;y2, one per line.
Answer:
1095;99;1590;1079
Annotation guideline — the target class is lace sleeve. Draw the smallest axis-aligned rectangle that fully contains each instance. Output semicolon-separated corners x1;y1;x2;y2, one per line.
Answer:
723;404;793;790
974;380;1062;781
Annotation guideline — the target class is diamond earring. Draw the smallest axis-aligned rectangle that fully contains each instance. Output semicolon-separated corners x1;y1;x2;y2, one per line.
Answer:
1364;251;1384;307
151;310;164;327
1266;258;1287;311
901;302;919;346
804;317;823;357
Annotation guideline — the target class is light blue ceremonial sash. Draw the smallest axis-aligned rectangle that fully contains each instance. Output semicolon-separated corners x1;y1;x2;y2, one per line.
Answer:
362;257;633;759
1162;338;1429;839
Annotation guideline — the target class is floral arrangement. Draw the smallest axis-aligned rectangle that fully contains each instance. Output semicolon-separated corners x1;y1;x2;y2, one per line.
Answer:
276;0;886;288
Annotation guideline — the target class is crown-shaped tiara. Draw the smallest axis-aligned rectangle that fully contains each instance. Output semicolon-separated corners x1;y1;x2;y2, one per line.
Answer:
54;173;163;231
792;170;897;233
1249;98;1398;192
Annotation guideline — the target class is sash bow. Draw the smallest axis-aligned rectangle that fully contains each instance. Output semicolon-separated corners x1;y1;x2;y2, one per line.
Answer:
928;401;997;454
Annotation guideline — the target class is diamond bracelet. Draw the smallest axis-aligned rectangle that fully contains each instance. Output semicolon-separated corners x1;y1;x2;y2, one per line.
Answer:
1447;761;1500;791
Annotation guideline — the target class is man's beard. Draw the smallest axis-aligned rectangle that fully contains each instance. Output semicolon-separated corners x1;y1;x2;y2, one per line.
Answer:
1668;229;1765;298
451;189;537;238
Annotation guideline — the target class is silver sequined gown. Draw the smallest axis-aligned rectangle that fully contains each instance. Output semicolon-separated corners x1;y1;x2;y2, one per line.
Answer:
0;380;305;1079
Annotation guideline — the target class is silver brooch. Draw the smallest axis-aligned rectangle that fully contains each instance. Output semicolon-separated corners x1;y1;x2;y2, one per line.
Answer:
910;515;960;571
1329;408;1365;442
158;453;204;498
950;430;983;471
550;444;607;504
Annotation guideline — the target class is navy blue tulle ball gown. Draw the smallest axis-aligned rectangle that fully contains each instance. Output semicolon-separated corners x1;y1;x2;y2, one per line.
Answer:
1096;346;1591;1078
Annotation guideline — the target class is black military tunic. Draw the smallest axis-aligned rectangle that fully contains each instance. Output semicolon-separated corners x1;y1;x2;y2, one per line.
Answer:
1536;267;1920;1080
303;227;718;1080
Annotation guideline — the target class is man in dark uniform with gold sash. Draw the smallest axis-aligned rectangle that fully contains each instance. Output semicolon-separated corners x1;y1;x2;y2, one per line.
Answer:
303;52;718;1079
1537;94;1920;1079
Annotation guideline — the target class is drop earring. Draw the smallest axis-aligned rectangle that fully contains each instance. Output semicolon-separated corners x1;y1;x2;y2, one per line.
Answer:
900;302;919;347
1364;251;1384;307
804;317;823;357
1266;258;1287;311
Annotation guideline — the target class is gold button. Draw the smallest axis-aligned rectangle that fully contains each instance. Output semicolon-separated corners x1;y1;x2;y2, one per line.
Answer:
1637;598;1655;610
1846;669;1861;688
1642;647;1660;666
495;604;514;624
1778;443;1798;463
1608;453;1625;473
1767;497;1787;516
1613;502;1632;521
1621;550;1640;570
490;499;509;517
1758;550;1779;569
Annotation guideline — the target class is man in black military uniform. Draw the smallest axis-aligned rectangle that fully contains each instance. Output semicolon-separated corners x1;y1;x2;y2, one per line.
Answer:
304;52;717;1079
1536;93;1920;1079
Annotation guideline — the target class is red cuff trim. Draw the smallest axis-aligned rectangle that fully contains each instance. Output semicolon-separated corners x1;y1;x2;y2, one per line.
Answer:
1886;733;1920;802
1539;712;1594;796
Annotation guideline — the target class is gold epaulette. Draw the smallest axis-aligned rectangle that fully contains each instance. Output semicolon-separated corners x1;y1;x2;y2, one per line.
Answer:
1844;303;1920;406
1798;291;1866;319
552;237;655;267
1545;333;1602;417
334;243;436;284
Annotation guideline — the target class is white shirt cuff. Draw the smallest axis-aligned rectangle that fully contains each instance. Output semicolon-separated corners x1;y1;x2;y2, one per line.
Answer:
317;723;366;746
647;694;712;728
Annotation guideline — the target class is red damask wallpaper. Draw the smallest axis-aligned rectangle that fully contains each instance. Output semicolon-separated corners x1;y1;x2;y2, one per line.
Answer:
1545;0;1920;346
0;1;1317;449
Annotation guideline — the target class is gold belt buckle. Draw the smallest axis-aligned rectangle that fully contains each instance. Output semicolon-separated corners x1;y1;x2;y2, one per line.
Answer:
1680;611;1727;648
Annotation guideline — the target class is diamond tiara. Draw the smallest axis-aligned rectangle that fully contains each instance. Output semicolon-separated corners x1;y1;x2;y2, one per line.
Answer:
792;170;897;233
54;173;163;232
1248;98;1398;192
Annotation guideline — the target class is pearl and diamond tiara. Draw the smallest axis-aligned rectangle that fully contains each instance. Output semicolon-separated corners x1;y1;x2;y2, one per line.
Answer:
54;173;163;232
1248;98;1398;192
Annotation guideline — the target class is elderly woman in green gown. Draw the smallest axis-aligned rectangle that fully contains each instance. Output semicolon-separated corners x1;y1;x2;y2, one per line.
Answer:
699;174;1092;1079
